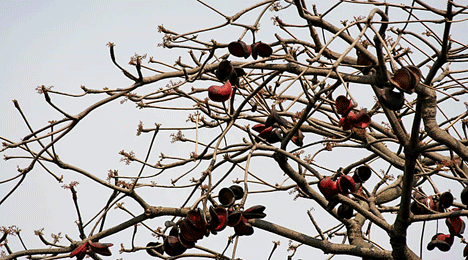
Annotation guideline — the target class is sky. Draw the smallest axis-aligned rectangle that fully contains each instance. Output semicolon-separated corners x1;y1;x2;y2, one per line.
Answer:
0;0;465;260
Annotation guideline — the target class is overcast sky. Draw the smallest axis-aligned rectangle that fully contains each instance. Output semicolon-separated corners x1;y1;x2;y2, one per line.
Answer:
0;1;463;260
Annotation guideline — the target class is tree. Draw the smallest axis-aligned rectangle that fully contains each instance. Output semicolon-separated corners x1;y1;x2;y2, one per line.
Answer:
1;0;468;259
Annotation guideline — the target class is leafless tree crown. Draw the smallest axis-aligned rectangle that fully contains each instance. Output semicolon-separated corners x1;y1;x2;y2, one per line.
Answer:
2;1;468;260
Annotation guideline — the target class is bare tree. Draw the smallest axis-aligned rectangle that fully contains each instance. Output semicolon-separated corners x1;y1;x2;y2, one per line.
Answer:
2;1;468;259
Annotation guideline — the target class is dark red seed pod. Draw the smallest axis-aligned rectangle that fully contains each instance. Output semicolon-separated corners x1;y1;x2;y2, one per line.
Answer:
228;41;251;58
216;60;234;82
218;187;236;206
461;186;468;206
348;109;371;129
318;176;340;198
234;215;254;236
258;126;274;140
70;241;88;260
439;191;453;209
178;233;196;249
185;208;206;232
254;42;273;58
291;129;304;147
163;236;187;256
88;241;113;256
179;219;205;242
376;86;405;111
427;233;453;252
266;128;283;144
229;185;244;200
208;206;228;233
337;175;356;195
243;205;266;219
446;210;465;237
208;81;233;102
390;67;413;93
252;123;267;133
337;204;353;219
146;242;164;257
227;210;243;227
335;95;353;116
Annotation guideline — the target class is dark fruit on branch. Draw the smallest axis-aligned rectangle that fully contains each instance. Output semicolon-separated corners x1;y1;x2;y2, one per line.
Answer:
216;60;233;82
218;187;235;206
337;204;353;219
335;95;353;116
243;205;266;219
251;41;272;60
146;242;164;257
234;215;254;236
208;81;232;102
446;210;465;237
377;86;405;111
353;166;371;183
228;41;251;58
163;236;187;256
439;191;453;209
318;176;340;198
461;186;468;206
229;185;244;200
337;175;356;195
427;233;453;252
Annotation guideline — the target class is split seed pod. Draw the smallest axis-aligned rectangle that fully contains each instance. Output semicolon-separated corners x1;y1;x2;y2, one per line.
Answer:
376;86;405;111
427;233;454;252
228;41;251;58
218;187;236;206
251;42;273;60
337;175;356;195
146;242;164;257
318;176;340;198
163;236;187;256
216;60;233;82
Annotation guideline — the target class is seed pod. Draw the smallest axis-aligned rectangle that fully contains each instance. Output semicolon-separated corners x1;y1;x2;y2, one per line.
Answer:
215;60;233;82
335;95;353;116
318;176;340;198
337;175;356;195
228;41;251;58
243;205;266;219
146;242;164;257
337;204;353;219
163;236;187;256
208;81;232;102
218;187;235;206
427;233;453;252
229;185;244;200
376;86;405;111
439;191;453;209
461;186;468;206
353;166;371;183
251;42;272;60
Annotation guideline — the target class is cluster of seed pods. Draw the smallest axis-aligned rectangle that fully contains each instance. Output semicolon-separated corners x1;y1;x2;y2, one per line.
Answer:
145;185;266;257
335;95;371;131
207;41;272;103
252;106;304;147
228;40;273;60
375;66;422;111
410;188;468;254
318;166;371;219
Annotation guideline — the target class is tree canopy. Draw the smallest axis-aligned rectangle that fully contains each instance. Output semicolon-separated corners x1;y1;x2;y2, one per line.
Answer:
2;1;468;259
